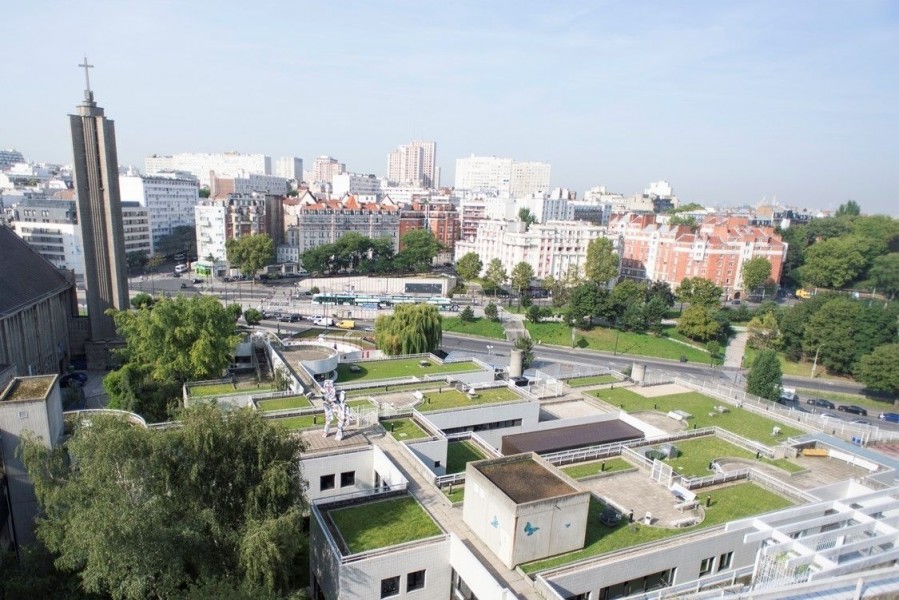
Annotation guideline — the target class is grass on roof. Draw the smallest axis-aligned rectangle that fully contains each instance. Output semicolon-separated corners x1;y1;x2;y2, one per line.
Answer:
417;387;521;412
190;381;274;397
661;437;803;477
565;375;619;387
329;496;442;554
343;380;445;398
522;483;794;573
591;388;802;443
446;441;487;474
384;418;430;441
443;486;465;503
336;358;479;383
256;395;311;412
269;414;320;430
442;316;507;339
560;458;632;479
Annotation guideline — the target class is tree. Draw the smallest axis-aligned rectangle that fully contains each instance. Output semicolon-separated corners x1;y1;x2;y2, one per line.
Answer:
677;305;721;342
374;303;442;355
668;214;698;229
643;297;667;335
456;252;483;281
836;200;861;217
801;298;860;375
199;186;210;198
746;312;781;350
740;257;772;295
147;252;164;273
126;250;149;274
566;283;601;326
668;202;704;214
619;302;646;333
226;234;275;280
645;281;675;308
585;238;619;286
483;302;499;321
518;207;538;230
19;405;308;600
676;277;723;307
514;336;535;369
155;225;197;259
606;279;645;322
798;236;872;289
510;261;535;303
746;349;783;401
395;229;442;272
484;259;507;296
855;344;899;396
706;341;721;365
130;292;155;310
526;304;543;323
869;253;899;299
459;306;475;322
244;308;262;325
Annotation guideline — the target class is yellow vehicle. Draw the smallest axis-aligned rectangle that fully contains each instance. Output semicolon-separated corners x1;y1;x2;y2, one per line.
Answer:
796;289;813;299
336;319;355;329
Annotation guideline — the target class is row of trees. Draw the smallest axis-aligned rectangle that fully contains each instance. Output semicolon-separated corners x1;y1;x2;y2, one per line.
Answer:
300;230;442;276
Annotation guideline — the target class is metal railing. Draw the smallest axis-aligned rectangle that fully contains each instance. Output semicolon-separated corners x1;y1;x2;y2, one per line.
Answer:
747;468;818;503
677;468;751;490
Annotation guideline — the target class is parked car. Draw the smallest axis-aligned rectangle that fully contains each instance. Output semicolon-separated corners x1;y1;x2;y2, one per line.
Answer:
510;376;529;387
180;283;187;289
60;372;88;388
599;507;621;527
849;419;871;426
192;278;202;284
880;412;899;423
820;413;843;422
837;405;868;416
806;398;835;409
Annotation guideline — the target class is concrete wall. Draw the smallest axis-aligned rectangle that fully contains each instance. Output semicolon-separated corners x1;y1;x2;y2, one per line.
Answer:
448;534;518;600
510;492;589;567
407;437;448;476
302;447;374;503
422;401;540;450
338;537;451;600
463;462;519;568
372;445;408;489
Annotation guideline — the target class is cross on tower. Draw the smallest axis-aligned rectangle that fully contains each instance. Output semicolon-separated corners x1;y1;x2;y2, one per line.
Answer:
78;56;94;93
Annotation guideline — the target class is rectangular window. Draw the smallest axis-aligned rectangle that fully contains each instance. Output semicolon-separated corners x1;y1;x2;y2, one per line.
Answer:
718;551;733;571
340;471;355;487
319;474;335;491
381;576;400;598
407;569;425;591
699;556;714;577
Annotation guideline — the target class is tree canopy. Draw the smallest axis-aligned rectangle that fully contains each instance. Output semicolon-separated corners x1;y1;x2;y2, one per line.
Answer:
226;234;275;278
746;349;783;401
740;257;772;293
798;236;872;289
395;229;442;272
676;277;723;307
869;253;899;299
584;237;619;286
836;200;861;217
854;344;899;396
19;405;308;600
155;225;197;259
301;234;394;275
518;207;538;229
510;261;535;297
677;305;721;342
484;259;507;295
455;252;483;281
374;303;442;355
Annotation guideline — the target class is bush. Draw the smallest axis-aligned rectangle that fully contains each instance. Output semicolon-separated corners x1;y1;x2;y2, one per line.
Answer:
310;286;320;294
527;305;543;323
484;303;499;321
459;306;475;322
244;308;262;325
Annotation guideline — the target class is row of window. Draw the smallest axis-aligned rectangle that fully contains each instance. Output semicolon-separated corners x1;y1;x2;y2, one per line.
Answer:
319;470;355;491
381;570;425;598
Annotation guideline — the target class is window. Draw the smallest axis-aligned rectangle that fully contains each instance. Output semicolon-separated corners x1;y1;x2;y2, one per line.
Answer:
718;551;733;571
699;556;714;577
340;471;355;487
319;474;335;491
407;569;425;591
381;576;400;598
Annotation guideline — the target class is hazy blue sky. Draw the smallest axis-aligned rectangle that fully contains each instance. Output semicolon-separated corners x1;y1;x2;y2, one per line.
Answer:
3;1;897;214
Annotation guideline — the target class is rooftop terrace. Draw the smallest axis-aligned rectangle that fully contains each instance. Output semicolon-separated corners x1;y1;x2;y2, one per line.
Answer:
326;495;443;554
335;357;479;383
1;375;55;403
475;455;578;504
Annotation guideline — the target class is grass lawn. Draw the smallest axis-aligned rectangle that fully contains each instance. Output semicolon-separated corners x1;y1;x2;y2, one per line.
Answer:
190;382;274;397
294;328;327;338
328;496;442;553
744;347;847;382
443;486;465;503
560;458;632;479
446;441;487;474
442;316;506;339
418;387;521;412
591;388;802;443
796;389;898;412
526;322;716;364
345;380;445;398
384;418;430;441
269;414;320;430
566;375;619;387
336;358;479;383
256;395;311;411
522;483;793;573
662;437;802;477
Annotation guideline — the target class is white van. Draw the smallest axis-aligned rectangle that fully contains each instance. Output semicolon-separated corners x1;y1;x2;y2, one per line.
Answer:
175;264;188;274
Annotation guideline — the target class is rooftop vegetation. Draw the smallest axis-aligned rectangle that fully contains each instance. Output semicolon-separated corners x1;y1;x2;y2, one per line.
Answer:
336;358;478;383
417;387;521;412
328;496;442;553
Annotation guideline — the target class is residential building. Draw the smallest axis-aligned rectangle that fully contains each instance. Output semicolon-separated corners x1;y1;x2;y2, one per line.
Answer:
455;155;550;198
120;201;153;257
332;173;383;198
194;193;283;273
5;198;86;274
274;156;303;181
69;84;129;340
0;149;25;168
388;140;437;188
610;213;788;298
311;155;346;184
454;219;609;279
145;152;271;187
510;161;552;198
119;171;200;249
209;172;289;198
398;200;460;257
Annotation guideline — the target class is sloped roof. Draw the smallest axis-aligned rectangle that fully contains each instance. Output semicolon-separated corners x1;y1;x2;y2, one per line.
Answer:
0;225;73;317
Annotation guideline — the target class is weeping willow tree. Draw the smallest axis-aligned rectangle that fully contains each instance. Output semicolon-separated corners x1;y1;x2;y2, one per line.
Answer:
375;303;443;355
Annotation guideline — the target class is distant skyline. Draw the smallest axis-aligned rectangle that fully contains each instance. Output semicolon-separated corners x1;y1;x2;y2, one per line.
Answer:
3;1;897;215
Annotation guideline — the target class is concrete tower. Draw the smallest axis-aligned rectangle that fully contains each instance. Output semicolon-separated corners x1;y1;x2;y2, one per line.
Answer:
69;57;129;340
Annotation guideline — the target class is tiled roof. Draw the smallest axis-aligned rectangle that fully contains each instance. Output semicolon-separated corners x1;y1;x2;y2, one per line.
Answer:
0;225;73;316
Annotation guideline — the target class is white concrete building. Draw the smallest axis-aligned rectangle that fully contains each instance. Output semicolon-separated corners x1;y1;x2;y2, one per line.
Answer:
311;155;346;184
274;156;303;181
119;172;200;248
6;198;86;274
120;201;153;257
0;148;25;167
144;152;271;186
454;155;513;196
194;201;227;264
510;161;552;198
332;173;383;198
454;219;608;279
387;140;437;188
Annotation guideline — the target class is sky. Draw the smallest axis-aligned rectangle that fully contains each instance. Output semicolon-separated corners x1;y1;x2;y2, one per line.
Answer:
3;1;898;215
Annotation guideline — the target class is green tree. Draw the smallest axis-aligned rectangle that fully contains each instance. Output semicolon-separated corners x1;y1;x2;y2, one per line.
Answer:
836;200;861;217
484;259;507;296
644;281;675;307
565;283;601;326
668;214;698;229
130;292;155;310
747;311;781;350
869;253;899;299
677;305;721;342
668;202;704;214
802;298;859;375
798;236;871;289
518;207;538;230
855;344;899;396
226;234;275;280
619;302;646;333
155;225;197;259
746;349;783;401
300;243;336;275
375;303;442;355
455;252;483;281
584;237;619;286
706;340;721;365
126;250;149;274
244;308;262;325
526;304;543;324
643;297;668;335
395;229;442;272
19;405;308;600
147;252;164;273
483;302;499;321
459;306;475;323
740;257;772;295
199;186;210;198
676;277;723;308
514;336;535;369
605;279;645;322
510;261;535;304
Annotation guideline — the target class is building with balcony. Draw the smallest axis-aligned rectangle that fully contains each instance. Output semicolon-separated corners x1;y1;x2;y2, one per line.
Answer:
119;171;200;248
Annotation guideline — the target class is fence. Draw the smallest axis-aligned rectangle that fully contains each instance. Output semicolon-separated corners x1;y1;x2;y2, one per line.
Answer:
747;468;818;503
713;427;776;459
677;468;751;490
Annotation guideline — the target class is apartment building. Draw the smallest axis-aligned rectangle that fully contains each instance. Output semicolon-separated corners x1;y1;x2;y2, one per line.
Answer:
398;201;460;255
332;173;383;198
311;155;346;184
5;197;85;274
120;201;153;257
610;213;787;298
455;156;550;198
119;172;199;248
274;156;303;181
195;193;283;267
388;140;437;188
144;152;271;186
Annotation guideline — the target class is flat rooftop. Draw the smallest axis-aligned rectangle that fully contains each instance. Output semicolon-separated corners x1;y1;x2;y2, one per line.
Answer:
1;375;55;403
476;455;578;504
325;495;442;554
501;420;644;455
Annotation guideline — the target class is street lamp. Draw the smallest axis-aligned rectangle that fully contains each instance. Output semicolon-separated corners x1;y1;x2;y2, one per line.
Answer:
486;345;493;356
810;345;822;379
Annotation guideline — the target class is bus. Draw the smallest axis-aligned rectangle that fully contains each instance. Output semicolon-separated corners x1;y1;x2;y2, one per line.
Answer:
311;293;357;305
425;297;459;311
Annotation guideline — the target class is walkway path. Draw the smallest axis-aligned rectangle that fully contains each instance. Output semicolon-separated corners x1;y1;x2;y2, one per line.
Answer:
724;327;748;370
500;308;528;342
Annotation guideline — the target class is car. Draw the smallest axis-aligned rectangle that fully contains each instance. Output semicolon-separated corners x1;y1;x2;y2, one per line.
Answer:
180;283;187;289
510;376;529;387
192;278;202;284
880;412;899;423
807;398;835;409
849;419;871;426
173;272;181;278
730;300;741;305
363;326;374;332
837;405;868;416
820;413;843;422
599;507;621;527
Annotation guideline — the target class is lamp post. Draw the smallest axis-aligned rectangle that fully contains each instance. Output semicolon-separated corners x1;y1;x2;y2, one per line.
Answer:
810;345;822;379
486;345;493;356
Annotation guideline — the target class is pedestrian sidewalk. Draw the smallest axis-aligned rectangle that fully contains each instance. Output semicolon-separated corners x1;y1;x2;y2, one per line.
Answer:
724;329;748;369
500;308;528;342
